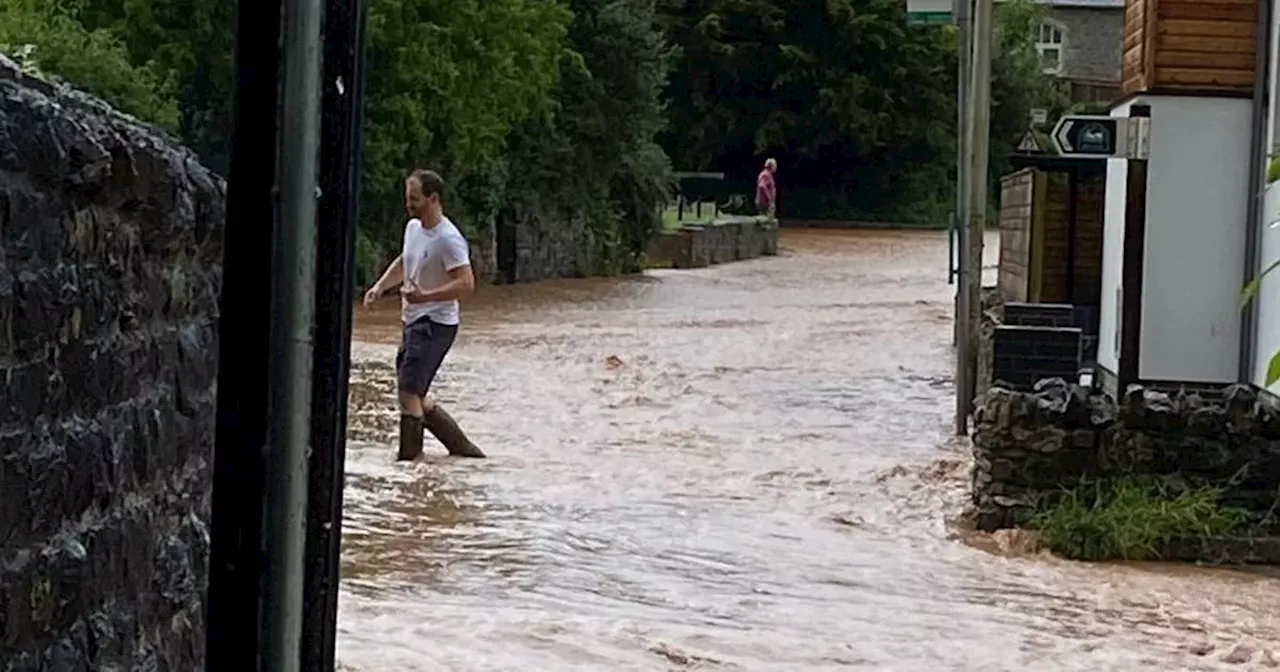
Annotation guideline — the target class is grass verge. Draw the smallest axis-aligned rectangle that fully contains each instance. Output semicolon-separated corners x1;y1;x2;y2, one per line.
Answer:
1025;477;1253;561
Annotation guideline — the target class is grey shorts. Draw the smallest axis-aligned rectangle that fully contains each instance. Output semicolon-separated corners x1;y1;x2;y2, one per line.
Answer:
396;316;459;397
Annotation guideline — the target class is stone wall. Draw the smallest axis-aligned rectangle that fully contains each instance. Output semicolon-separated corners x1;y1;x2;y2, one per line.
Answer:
971;380;1280;533
495;206;593;283
0;56;222;669
644;216;778;269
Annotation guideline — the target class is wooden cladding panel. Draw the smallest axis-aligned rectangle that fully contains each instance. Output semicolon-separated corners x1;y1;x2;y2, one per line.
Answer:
998;170;1035;303
997;169;1108;307
1122;0;1258;96
1072;175;1106;305
1039;174;1071;304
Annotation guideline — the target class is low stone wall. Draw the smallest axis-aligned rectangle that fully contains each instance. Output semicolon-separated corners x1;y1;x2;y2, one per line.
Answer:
498;206;594;282
0;56;221;668
972;380;1280;538
644;216;778;268
777;218;948;229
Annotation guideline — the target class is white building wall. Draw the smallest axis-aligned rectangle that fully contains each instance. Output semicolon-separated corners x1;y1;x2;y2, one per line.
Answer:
1139;96;1251;382
1098;96;1252;383
1096;101;1130;375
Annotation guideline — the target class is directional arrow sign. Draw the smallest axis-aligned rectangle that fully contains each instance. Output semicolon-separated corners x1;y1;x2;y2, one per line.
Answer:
1051;115;1134;159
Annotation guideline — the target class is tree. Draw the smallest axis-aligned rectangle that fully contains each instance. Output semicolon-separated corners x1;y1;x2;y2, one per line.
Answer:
503;0;674;271
0;0;178;130
357;0;569;259
659;0;1063;223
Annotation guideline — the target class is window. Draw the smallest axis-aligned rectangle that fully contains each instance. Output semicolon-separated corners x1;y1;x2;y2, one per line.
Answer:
1036;21;1065;75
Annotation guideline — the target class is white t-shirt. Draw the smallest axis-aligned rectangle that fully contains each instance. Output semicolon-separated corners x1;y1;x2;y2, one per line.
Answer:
401;216;471;325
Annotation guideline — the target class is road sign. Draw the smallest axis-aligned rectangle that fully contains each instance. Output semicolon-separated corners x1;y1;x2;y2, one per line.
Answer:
1016;130;1043;153
907;0;951;24
1029;108;1048;125
1050;115;1150;159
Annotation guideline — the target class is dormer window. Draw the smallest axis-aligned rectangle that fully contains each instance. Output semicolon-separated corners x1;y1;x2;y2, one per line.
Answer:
1037;21;1065;74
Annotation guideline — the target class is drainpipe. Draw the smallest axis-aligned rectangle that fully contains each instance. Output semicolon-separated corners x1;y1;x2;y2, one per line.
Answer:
954;0;972;432
1241;0;1273;385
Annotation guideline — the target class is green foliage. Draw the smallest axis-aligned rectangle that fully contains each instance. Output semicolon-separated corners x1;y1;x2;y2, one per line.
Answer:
0;0;178;129
1027;478;1251;561
62;0;237;170
504;0;674;272
659;0;1064;223
1241;256;1280;386
359;0;570;256
1269;156;1280;184
4;0;1063;276
988;1;1070;181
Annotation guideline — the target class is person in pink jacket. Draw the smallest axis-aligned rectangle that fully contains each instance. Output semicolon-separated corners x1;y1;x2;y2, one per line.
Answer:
755;158;777;216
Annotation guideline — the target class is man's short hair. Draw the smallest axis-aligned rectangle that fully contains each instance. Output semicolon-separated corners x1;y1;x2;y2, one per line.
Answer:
408;169;445;200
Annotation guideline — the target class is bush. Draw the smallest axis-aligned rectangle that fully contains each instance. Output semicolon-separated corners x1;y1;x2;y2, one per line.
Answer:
1026;477;1252;561
0;0;178;129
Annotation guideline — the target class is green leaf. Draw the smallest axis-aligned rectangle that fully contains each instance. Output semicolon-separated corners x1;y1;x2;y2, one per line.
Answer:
1241;257;1280;309
1266;349;1280;387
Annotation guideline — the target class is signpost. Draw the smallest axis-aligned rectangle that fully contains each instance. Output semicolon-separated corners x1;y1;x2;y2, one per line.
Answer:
1050;115;1151;160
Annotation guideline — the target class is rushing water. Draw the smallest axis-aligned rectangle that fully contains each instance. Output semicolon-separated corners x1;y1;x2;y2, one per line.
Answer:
334;229;1280;671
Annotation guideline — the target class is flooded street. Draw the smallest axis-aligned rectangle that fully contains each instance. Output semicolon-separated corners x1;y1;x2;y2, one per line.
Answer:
334;229;1280;671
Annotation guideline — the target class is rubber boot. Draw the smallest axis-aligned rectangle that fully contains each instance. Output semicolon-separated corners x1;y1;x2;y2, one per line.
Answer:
398;414;424;461
423;405;486;458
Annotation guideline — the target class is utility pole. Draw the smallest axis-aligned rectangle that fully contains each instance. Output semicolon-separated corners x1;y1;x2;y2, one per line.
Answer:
959;0;993;434
953;0;972;434
261;0;323;667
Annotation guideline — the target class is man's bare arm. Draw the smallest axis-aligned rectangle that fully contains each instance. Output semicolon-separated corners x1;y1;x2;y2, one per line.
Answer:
403;265;475;304
371;255;404;295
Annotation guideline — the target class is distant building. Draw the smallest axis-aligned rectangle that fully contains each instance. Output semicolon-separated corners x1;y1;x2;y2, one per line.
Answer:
1033;0;1123;104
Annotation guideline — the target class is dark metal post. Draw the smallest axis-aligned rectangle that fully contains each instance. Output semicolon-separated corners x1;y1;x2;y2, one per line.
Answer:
206;0;284;668
301;0;369;667
1240;0;1273;383
259;0;324;665
1066;167;1078;303
1118;104;1151;390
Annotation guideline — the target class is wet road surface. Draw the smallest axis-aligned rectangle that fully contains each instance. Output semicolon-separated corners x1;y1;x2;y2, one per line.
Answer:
335;229;1280;671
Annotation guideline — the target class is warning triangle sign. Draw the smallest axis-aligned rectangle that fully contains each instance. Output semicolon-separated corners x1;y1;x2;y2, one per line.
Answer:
1016;131;1042;153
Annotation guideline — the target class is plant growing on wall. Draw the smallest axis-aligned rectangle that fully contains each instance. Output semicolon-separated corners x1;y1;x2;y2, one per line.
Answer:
1242;261;1280;385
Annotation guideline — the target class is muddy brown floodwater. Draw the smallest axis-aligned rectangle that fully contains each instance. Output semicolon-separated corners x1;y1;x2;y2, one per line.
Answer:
335;229;1280;671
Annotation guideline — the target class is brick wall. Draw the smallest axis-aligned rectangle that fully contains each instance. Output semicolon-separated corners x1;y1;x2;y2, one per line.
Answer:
1003;302;1076;328
1050;6;1123;84
990;325;1083;391
0;56;222;669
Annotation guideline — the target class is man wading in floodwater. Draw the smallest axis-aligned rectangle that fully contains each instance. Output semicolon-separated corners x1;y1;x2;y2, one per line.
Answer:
363;169;486;460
